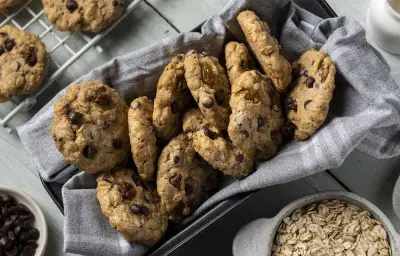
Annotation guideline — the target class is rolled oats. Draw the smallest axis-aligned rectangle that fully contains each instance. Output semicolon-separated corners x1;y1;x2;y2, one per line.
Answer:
272;200;391;256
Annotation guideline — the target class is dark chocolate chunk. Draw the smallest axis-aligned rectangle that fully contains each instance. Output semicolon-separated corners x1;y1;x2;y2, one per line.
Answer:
173;156;180;165
240;130;250;139
130;204;143;215
306;77;315;88
4;40;15;52
112;0;119;7
66;0;78;12
257;117;265;128
235;154;244;163
26;47;37;67
203;129;217;140
67;111;83;125
121;183;135;200
169;174;182;189
285;97;297;112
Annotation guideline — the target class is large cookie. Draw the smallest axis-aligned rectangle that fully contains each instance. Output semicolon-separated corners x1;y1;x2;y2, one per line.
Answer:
0;25;48;102
42;0;125;32
286;49;336;140
225;41;255;86
128;97;158;181
183;109;254;179
228;71;284;162
0;0;24;12
237;10;292;93
97;168;168;246
157;133;219;222
51;81;130;173
153;54;193;141
184;50;231;131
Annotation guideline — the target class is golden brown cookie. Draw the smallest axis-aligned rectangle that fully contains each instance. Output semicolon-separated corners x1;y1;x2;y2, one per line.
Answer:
51;81;130;173
184;50;231;131
237;10;292;93
97;168;168;246
225;41;255;86
286;49;336;140
0;0;24;12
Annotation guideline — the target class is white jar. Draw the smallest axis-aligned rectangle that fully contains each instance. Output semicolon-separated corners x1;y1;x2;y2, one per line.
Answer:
367;0;400;54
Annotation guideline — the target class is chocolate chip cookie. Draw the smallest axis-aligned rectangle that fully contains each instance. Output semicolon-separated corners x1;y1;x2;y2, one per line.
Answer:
129;97;158;181
0;25;48;102
157;133;219;222
97;168;168;246
42;0;125;32
237;10;292;93
286;49;336;140
184;50;231;131
0;0;24;12
228;71;284;162
183;108;254;179
153;54;193;141
51;81;130;173
225;41;255;86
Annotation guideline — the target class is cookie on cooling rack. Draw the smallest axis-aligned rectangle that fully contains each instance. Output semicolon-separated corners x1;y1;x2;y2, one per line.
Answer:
0;0;24;12
0;25;48;102
42;0;125;32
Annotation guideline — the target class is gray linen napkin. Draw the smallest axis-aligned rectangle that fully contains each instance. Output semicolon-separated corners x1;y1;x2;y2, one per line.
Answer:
17;0;400;254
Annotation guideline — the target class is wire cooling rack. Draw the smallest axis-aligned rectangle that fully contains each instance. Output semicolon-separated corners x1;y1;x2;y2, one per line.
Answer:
0;0;142;131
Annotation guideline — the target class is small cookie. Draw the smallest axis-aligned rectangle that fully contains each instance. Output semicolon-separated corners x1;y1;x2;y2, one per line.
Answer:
228;71;284;162
184;50;231;131
97;168;168;246
0;25;48;102
128;97;158;181
237;10;292;93
51;81;130;173
153;54;193;141
157;133;219;222
225;41;255;86
42;0;125;32
286;49;336;140
183;109;254;179
0;0;24;12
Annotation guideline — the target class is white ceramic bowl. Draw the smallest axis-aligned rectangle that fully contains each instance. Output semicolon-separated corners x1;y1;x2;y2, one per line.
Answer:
0;187;48;256
233;191;400;256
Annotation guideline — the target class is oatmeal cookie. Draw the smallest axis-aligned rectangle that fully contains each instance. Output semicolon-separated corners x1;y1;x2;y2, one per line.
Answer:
51;81;130;173
153;54;193;141
183;109;254;179
286;49;336;140
228;71;284;162
42;0;125;32
0;0;24;12
184;50;231;131
0;25;48;102
225;41;255;86
157;133;219;222
237;10;292;93
128;97;158;181
97;168;168;246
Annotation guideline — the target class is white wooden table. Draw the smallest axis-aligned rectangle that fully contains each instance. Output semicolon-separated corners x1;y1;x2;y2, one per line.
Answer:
0;0;399;255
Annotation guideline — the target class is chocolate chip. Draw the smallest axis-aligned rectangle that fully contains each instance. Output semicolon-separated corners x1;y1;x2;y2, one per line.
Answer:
130;204;148;216
0;237;12;250
201;64;213;84
140;206;149;216
171;101;179;114
202;97;214;108
66;0;78;12
185;184;193;195
215;90;225;106
28;228;39;240
112;0;119;6
0;46;4;56
132;175;144;187
257;117;265;128
240;130;250;139
270;130;282;145
67;111;83;125
169;174;182;188
4;39;15;52
306;77;315;88
173;156;180;164
20;232;29;243
304;100;312;109
281;122;297;139
203;129;217;140
82;145;97;158
112;139;123;149
93;94;111;106
25;47;37;67
235;154;244;163
285;97;297;112
25;240;38;249
131;101;140;110
13;226;22;237
21;246;35;256
121;183;135;200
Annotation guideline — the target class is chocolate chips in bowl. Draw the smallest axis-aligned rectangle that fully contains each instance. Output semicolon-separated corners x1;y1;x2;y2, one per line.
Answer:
0;189;47;256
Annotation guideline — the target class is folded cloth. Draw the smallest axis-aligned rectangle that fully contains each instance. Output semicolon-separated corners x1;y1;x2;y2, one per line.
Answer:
17;0;400;254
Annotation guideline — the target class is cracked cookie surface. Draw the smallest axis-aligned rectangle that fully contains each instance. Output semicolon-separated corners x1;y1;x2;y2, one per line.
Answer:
183;108;253;179
228;70;284;162
51;81;130;173
129;96;158;181
286;49;336;140
157;133;219;222
42;0;125;32
0;25;48;102
237;10;292;93
97;168;168;246
184;50;231;131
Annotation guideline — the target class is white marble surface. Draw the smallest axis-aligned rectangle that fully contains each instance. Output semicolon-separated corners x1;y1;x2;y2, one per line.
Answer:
0;0;400;255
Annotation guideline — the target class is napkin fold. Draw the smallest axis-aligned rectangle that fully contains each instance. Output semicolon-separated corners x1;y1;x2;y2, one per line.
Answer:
17;0;400;254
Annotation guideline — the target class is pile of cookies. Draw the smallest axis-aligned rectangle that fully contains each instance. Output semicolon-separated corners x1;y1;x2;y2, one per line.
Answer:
50;10;336;246
0;0;126;103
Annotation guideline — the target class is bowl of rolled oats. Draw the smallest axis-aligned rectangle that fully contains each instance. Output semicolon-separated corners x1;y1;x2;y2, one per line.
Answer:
233;191;400;256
